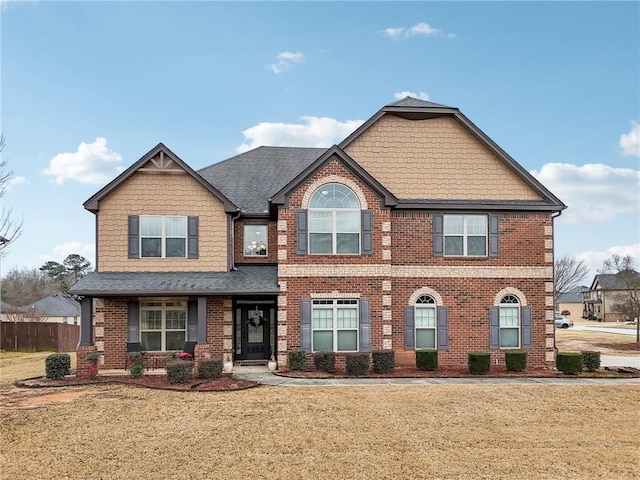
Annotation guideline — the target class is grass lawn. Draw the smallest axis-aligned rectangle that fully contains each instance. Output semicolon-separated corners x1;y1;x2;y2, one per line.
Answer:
0;351;77;386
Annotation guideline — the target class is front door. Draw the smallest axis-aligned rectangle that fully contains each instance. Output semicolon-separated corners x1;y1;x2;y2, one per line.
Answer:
235;303;274;360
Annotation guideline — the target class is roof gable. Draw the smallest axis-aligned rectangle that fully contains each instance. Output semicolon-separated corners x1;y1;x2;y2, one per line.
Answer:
84;143;238;213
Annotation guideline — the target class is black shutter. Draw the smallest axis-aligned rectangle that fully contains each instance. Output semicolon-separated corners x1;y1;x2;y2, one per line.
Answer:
521;306;532;350
127;301;140;342
437;306;449;350
300;299;312;352
404;306;415;349
197;296;207;344
187;301;198;342
489;215;499;257
361;210;373;255
489;306;500;349
433;214;443;257
187;216;199;259
359;298;371;352
128;216;139;258
297;210;308;255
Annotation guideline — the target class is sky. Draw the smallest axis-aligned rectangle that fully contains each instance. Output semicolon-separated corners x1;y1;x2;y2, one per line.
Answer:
1;1;639;285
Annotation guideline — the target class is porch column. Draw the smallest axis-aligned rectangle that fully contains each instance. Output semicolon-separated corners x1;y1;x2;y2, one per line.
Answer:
197;296;207;344
78;296;93;347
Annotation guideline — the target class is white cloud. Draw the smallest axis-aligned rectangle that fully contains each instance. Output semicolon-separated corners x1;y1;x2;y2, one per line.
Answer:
575;244;640;281
270;51;304;74
382;22;455;39
5;175;27;192
531;163;640;223
42;137;123;186
394;91;430;101
236;116;364;153
619;121;640;157
52;241;96;263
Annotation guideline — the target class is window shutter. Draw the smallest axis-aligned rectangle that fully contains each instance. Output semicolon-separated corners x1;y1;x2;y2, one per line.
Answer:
300;299;312;352
128;216;140;258
521;306;532;350
361;210;373;255
188;216;199;259
127;301;140;342
359;298;371;352
437;306;449;350
433;214;443;257
197;296;207;344
489;306;500;350
404;306;415;349
187;301;198;342
297;210;308;255
489;215;499;257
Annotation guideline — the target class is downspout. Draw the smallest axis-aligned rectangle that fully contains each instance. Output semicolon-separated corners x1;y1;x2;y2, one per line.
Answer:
228;209;241;271
551;210;563;352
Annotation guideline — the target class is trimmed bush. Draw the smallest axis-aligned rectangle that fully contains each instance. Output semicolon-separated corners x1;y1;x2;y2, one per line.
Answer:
582;351;601;372
372;350;395;374
416;349;438;371
556;352;583;374
129;363;144;378
45;353;71;379
166;360;194;384
345;353;370;376
288;350;307;371
198;358;223;379
314;351;336;373
468;351;491;375
505;350;527;372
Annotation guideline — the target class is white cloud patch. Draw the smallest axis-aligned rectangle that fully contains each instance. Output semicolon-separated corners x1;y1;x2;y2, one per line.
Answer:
236;116;364;153
52;241;96;264
270;51;304;74
531;163;640;223
394;91;430;101
5;175;27;192
574;244;640;281
619;121;640;157
42;137;123;186
382;22;455;39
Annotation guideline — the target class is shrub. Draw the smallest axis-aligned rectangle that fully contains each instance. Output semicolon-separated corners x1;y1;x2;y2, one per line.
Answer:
345;353;370;376
167;360;194;384
84;351;100;364
129;363;144;378
288;350;307;371
45;353;71;379
198;358;222;379
416;349;438;371
468;352;490;375
505;350;527;372
372;350;395;373
313;351;336;373
556;352;583;374
582;351;601;372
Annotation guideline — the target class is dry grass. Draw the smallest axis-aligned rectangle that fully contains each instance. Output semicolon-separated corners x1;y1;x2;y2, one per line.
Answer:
555;329;639;356
0;352;77;386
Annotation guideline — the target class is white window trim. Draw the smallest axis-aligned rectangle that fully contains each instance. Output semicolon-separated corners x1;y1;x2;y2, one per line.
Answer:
414;296;437;349
140;215;187;258
499;295;521;349
139;301;187;351
443;214;488;257
308;208;361;255
311;299;359;352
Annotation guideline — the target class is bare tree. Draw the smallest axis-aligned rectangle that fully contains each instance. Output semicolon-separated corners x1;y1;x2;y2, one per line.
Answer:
0;135;23;256
0;267;57;307
599;254;640;344
554;254;589;303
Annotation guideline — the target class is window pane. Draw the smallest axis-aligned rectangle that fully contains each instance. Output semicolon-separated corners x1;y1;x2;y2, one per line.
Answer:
500;307;519;327
141;310;162;330
444;237;463;255
141;332;161;351
336;233;359;254
337;330;357;351
444;215;463;235
415;307;436;328
309;211;333;232
140;216;162;236
141;238;162;257
166;331;185;351
466;215;487;234
309;184;359;209
337;308;357;328
166;310;186;329
313;331;333;351
416;329;436;349
500;328;519;348
309;233;332;254
165;238;186;257
467;236;487;256
313;309;333;329
244;225;268;256
336;211;360;232
165;216;186;236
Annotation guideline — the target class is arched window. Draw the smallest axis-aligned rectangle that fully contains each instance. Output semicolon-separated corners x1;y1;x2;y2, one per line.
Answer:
499;294;520;348
308;183;361;254
415;295;437;349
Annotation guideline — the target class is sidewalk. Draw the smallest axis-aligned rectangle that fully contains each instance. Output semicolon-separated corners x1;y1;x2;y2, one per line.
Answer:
231;366;640;387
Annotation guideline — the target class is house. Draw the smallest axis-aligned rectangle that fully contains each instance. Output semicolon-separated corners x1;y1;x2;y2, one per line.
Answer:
70;97;566;372
583;273;640;322
556;286;589;320
28;293;81;324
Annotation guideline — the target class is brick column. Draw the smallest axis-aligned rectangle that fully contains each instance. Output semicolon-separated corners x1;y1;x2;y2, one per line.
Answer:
76;345;100;379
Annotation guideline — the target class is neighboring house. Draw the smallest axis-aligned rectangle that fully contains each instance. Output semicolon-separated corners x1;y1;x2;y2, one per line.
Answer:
556;286;589;320
583;273;640;322
28;293;81;324
0;301;18;321
70;97;566;370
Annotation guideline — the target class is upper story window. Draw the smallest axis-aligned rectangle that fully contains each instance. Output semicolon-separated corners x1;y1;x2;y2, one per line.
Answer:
244;225;268;257
443;214;487;256
140;216;187;258
308;183;361;255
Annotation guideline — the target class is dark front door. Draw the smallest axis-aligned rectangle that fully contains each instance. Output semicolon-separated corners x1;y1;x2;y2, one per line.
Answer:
236;304;273;360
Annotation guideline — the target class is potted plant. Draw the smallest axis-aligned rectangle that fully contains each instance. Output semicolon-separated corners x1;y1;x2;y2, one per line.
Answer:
267;353;277;372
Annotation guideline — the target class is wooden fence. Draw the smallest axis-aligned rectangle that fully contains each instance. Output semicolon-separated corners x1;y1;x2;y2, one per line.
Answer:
1;322;79;352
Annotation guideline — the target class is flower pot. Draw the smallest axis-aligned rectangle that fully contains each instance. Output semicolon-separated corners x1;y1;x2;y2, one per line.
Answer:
223;361;233;373
267;360;277;372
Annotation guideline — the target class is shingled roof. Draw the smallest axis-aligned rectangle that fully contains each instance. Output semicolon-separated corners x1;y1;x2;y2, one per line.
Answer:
28;293;80;317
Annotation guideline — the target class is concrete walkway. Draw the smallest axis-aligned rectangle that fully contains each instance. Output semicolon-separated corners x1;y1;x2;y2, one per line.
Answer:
231;366;640;387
